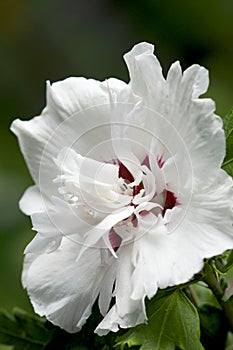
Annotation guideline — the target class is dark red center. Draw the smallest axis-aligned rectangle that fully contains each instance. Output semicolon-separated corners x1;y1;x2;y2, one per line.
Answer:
109;158;178;252
162;190;177;216
118;161;143;196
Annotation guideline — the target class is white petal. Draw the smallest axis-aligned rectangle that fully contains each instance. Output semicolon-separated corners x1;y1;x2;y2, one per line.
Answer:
131;170;233;300
48;77;128;120
22;238;109;333
148;143;166;194
124;42;165;105
31;197;94;239
131;227;173;300
98;260;117;316
125;46;226;188
56;148;132;213
95;244;147;335
77;206;135;259
165;63;225;186
109;102;146;182
10;113;58;195
19;186;43;215
132;165;156;205
110;98;151;165
191;66;209;99
24;233;62;254
11;77;129;197
166;214;233;288
189;170;233;237
47;78;106;118
131;221;201;301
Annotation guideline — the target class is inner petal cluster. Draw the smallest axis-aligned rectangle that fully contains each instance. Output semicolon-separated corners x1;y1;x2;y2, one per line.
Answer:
55;148;179;255
116;158;178;214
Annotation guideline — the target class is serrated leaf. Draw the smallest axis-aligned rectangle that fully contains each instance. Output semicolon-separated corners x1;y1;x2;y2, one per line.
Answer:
116;290;203;350
222;107;233;176
0;308;54;350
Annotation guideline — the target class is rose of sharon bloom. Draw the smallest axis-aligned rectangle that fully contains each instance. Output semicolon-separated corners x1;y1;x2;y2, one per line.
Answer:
11;42;233;335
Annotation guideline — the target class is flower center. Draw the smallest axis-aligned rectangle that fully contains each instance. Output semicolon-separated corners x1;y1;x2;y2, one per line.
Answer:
108;158;178;252
117;161;144;199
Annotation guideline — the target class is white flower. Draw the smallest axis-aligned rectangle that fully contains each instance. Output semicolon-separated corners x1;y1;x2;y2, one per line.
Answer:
11;42;233;335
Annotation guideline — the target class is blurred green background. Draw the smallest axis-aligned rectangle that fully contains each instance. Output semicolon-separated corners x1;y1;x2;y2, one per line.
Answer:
0;0;233;313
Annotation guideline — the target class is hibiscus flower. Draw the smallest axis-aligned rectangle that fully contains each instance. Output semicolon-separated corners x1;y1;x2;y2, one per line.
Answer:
11;42;233;335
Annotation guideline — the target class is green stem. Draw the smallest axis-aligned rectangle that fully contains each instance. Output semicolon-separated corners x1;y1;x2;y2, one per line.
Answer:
203;262;233;332
188;285;199;308
222;158;233;167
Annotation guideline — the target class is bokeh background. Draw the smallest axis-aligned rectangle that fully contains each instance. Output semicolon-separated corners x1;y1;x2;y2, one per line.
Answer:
0;0;233;313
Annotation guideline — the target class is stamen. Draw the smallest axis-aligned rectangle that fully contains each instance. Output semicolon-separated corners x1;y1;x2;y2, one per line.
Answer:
116;177;133;196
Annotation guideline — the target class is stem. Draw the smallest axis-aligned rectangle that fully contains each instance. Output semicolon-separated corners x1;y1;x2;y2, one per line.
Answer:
203;262;233;332
188;285;199;308
222;158;233;167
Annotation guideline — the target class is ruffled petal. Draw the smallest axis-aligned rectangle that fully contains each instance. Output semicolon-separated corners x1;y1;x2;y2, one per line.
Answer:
131;170;233;301
47;78;107;119
48;77;131;120
166;63;225;186
124;42;166;106
11;78;130;197
22;237;109;333
125;43;225;190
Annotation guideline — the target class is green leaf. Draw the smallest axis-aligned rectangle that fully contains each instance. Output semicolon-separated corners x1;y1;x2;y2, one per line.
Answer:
222;107;233;176
115;289;203;350
0;308;54;350
192;282;220;309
